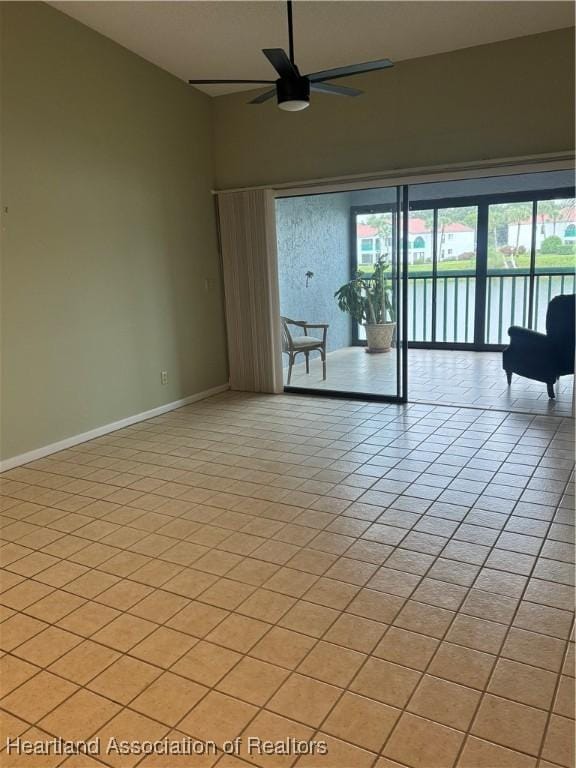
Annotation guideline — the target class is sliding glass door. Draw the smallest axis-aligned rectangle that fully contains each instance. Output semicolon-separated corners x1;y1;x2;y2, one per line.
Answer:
275;170;573;405
408;187;575;349
486;196;576;344
407;204;479;345
276;185;408;401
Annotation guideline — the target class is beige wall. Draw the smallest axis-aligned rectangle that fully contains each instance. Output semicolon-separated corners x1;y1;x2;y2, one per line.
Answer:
214;28;575;189
0;2;228;460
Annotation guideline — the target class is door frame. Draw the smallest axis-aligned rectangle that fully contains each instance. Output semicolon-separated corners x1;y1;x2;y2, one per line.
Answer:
284;186;409;403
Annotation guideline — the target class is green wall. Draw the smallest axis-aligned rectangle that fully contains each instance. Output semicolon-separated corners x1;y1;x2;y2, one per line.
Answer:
214;28;575;189
1;4;574;462
0;2;228;460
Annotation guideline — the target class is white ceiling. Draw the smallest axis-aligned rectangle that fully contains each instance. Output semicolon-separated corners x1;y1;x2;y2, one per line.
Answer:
51;1;575;96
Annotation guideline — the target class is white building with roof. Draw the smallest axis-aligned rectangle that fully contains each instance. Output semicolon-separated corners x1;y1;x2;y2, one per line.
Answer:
504;208;576;251
357;219;476;266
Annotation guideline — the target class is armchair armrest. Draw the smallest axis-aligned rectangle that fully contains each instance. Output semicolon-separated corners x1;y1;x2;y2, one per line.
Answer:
284;318;308;328
508;326;547;342
507;325;554;355
282;317;329;344
302;322;328;344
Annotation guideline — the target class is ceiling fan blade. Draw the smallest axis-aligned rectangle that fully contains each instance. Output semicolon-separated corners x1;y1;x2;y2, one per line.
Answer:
306;58;393;83
249;88;277;104
188;79;275;84
310;82;363;97
262;48;299;79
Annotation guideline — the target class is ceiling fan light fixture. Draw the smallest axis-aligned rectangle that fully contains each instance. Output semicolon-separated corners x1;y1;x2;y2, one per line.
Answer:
276;74;310;112
278;99;309;111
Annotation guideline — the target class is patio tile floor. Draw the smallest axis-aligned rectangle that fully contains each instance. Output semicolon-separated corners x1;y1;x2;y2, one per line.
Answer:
286;348;574;416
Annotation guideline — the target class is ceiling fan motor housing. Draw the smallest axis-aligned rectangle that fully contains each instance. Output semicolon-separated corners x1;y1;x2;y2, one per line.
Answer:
276;76;310;106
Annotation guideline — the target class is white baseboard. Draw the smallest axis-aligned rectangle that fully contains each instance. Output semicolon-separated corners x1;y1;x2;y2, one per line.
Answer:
0;383;230;473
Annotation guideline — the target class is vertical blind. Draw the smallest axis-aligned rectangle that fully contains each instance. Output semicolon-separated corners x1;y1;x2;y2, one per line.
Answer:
217;189;283;393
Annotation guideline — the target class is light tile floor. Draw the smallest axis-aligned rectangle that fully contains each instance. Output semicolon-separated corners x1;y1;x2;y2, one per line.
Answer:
0;391;574;768
286;348;575;416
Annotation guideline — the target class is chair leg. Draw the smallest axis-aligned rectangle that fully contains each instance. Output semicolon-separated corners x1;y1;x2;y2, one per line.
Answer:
322;350;326;381
305;352;310;374
547;381;555;399
287;353;294;385
505;371;512;385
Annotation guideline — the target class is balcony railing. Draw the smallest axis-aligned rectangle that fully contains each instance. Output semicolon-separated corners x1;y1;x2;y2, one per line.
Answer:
408;268;575;345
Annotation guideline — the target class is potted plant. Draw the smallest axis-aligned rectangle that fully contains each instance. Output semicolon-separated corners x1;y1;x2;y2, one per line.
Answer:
334;257;396;353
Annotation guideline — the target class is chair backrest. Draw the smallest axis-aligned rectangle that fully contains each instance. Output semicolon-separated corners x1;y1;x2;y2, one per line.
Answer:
546;293;575;370
280;317;295;352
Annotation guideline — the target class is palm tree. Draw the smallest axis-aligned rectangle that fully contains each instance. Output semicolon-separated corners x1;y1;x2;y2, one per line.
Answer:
365;213;393;259
509;203;532;266
538;198;576;237
488;203;532;268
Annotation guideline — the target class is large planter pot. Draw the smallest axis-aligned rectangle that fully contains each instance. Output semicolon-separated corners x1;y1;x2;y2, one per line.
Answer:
365;322;396;353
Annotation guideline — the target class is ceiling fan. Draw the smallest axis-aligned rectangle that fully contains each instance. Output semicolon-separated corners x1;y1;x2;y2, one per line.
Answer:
188;0;393;111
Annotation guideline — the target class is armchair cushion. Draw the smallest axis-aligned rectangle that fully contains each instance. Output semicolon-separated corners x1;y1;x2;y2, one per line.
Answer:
291;336;323;348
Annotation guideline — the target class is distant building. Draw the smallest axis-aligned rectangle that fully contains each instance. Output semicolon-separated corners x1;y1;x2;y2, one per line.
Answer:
503;207;576;251
357;206;575;267
357;219;476;266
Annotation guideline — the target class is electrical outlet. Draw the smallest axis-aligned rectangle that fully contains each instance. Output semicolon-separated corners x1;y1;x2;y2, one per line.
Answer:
160;371;168;385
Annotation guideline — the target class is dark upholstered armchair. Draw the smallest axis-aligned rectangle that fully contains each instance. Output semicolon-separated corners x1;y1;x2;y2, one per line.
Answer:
502;293;575;399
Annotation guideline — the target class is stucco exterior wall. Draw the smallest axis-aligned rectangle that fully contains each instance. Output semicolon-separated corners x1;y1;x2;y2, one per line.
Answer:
276;193;352;354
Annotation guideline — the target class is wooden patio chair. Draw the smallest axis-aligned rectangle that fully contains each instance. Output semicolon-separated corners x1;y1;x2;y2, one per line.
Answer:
281;317;329;385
